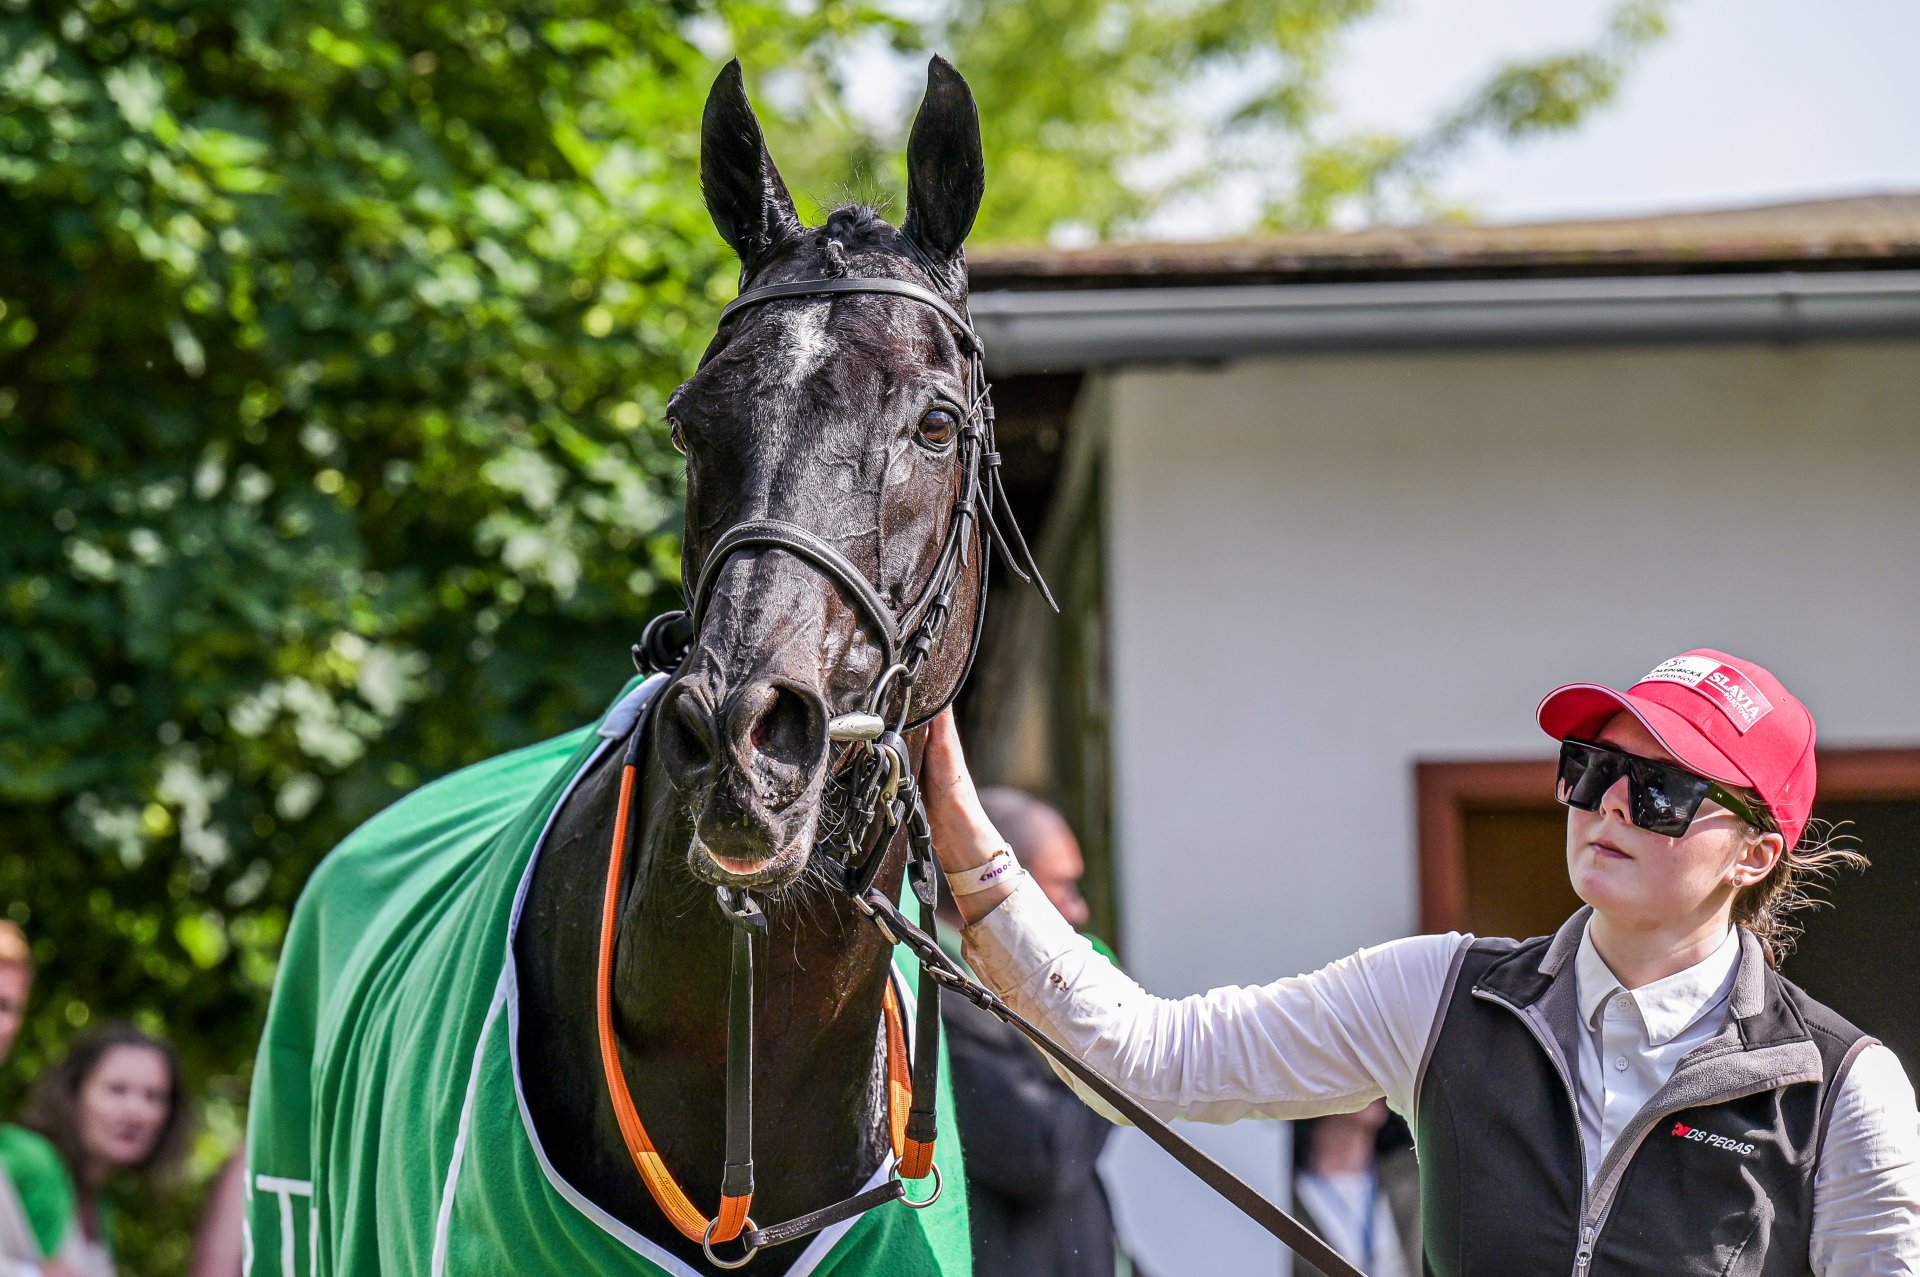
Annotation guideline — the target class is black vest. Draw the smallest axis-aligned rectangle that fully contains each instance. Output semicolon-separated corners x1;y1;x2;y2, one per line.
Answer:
1413;912;1871;1277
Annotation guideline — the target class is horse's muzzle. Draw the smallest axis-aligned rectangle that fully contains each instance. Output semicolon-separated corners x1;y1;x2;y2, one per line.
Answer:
658;673;830;885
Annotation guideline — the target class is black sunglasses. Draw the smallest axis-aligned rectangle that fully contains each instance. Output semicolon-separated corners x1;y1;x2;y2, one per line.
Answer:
1556;739;1770;837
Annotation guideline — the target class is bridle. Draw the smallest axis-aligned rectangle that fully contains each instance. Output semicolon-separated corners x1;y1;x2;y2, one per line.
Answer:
641;272;1051;728
600;273;1368;1277
691;274;1057;880
603;270;1050;1267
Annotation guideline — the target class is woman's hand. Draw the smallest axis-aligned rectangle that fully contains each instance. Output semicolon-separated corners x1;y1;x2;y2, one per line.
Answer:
922;709;1001;869
922;710;1021;923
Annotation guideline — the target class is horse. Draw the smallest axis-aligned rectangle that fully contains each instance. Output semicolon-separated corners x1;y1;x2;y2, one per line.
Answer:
245;56;1035;1277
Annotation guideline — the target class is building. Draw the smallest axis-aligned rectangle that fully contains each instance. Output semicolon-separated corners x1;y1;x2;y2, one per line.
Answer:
959;195;1920;1274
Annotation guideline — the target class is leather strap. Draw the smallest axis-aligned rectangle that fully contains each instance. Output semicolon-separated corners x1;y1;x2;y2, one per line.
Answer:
899;825;944;1179
717;896;762;1220
599;705;1362;1272
690;518;903;672
698;975;928;1264
899;960;941;1179
742;1180;907;1250
720;276;982;355
594;736;726;1244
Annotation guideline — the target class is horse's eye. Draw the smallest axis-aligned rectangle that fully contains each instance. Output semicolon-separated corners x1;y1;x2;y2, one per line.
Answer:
917;407;958;449
668;415;687;454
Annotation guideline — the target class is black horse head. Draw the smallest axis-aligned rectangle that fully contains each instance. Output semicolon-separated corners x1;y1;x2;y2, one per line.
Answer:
656;57;988;887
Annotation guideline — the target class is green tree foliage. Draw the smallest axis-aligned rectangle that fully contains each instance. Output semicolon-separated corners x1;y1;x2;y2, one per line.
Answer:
1;0;1665;1265
0;0;888;1264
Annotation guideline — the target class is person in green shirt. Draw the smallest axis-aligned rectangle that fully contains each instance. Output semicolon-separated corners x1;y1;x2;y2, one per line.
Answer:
0;920;77;1277
15;1024;192;1277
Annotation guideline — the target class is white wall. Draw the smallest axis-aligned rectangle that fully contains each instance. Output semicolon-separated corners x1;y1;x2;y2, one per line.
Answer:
1092;340;1920;1274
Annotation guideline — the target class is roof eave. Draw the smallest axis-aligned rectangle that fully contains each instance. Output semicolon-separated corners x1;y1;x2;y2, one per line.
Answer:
971;269;1920;374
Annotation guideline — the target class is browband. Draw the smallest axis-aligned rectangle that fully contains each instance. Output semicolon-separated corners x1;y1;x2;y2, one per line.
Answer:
717;276;982;355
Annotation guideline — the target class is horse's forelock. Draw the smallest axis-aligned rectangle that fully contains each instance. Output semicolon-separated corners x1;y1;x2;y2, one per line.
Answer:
750;205;962;298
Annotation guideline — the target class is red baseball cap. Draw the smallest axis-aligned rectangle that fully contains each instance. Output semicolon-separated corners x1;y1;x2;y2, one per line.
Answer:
1536;649;1817;848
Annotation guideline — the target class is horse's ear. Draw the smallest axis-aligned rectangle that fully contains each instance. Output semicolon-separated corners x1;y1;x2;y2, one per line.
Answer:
701;60;800;269
902;56;984;266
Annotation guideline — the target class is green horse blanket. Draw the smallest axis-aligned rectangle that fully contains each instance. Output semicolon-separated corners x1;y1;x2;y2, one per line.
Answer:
246;675;970;1276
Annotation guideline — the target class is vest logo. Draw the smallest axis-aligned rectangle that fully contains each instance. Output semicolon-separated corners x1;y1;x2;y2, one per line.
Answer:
1670;1121;1757;1156
1639;657;1774;734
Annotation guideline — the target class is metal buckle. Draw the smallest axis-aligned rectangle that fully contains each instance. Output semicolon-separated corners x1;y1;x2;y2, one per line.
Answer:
715;887;767;934
848;892;898;946
875;733;908;807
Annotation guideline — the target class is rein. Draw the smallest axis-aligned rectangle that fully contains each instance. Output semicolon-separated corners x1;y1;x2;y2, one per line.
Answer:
602;273;1366;1276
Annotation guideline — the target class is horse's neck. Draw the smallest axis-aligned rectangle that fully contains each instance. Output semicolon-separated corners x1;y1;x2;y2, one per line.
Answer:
514;720;896;1271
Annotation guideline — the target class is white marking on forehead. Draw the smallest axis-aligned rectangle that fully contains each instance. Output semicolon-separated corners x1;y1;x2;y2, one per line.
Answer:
776;302;834;388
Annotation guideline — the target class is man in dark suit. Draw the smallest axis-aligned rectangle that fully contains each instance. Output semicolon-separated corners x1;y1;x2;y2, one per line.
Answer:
938;788;1124;1277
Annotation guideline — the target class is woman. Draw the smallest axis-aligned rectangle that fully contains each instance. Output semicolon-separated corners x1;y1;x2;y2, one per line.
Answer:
925;649;1920;1274
10;1023;190;1277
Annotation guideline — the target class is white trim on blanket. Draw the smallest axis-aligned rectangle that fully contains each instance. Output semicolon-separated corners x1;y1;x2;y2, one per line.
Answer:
432;674;911;1277
430;965;510;1277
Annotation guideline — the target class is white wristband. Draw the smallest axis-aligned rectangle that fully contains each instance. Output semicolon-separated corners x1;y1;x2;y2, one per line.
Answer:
944;848;1025;897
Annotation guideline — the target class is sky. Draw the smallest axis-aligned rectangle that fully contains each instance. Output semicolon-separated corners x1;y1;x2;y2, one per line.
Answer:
847;0;1920;239
1319;0;1920;227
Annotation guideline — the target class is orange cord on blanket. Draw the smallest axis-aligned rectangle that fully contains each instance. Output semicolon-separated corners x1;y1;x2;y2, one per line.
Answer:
595;760;920;1246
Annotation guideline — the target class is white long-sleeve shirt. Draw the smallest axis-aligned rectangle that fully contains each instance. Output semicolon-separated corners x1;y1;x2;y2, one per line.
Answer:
962;877;1920;1274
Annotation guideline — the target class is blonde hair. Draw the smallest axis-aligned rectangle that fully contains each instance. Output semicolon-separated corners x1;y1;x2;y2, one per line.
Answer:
0;920;30;974
1733;814;1869;968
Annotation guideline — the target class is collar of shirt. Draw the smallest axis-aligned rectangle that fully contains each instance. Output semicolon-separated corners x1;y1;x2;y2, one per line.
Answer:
1574;921;1742;1046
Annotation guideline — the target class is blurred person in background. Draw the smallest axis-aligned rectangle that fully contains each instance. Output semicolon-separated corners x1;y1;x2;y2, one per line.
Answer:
0;924;30;1065
14;1024;191;1277
1290;1100;1419;1277
980;788;1092;931
937;788;1125;1277
0;920;78;1277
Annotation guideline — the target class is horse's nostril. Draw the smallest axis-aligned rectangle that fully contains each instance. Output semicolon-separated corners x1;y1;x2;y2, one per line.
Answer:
660;688;716;781
744;684;821;770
